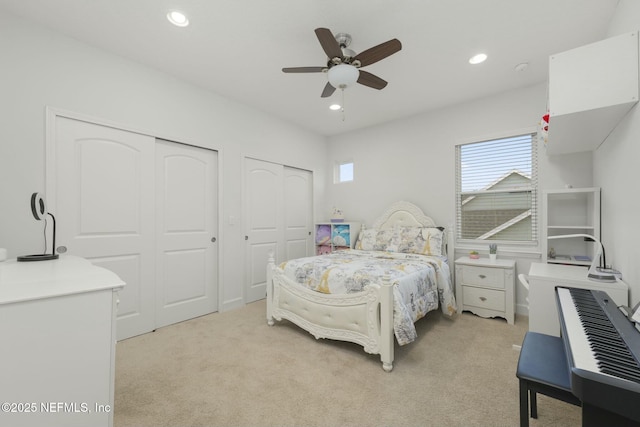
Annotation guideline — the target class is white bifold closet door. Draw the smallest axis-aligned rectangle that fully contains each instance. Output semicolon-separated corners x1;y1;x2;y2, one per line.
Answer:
52;116;218;340
244;158;312;304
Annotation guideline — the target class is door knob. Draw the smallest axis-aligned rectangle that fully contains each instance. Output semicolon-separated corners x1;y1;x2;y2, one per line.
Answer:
211;237;216;243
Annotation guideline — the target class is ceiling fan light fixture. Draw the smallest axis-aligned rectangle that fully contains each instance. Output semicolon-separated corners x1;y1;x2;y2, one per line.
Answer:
167;10;189;27
328;64;359;89
329;104;341;111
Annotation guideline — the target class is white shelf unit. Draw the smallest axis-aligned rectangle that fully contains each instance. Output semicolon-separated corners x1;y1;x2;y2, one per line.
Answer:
542;187;600;266
546;31;639;155
314;222;361;255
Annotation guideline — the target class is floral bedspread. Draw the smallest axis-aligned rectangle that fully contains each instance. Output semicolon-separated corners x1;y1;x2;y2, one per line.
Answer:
279;250;457;345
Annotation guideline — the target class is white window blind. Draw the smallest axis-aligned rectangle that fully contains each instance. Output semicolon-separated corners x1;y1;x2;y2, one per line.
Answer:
455;133;537;242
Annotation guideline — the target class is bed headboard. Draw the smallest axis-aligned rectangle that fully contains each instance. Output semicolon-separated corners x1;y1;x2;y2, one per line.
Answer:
371;201;437;230
367;200;450;260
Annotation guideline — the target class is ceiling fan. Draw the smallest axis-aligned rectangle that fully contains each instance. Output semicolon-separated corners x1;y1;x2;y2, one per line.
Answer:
282;28;402;98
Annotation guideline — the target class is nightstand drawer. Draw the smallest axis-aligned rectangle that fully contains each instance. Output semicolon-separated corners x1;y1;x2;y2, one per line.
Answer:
462;286;505;311
461;266;505;289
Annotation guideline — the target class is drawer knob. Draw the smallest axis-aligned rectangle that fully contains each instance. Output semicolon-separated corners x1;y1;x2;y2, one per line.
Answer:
479;296;487;302
478;274;486;279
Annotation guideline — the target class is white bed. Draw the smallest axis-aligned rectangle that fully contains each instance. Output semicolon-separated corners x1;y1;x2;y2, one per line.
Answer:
266;201;457;371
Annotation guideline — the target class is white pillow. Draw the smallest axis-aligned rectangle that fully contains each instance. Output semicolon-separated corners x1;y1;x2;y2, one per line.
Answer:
356;226;444;256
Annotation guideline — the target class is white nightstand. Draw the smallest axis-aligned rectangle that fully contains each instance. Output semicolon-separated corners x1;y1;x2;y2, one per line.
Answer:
455;256;516;324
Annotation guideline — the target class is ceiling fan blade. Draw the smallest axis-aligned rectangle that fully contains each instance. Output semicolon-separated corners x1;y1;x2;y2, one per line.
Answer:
321;82;336;98
357;70;388;90
353;39;402;67
282;66;326;73
315;28;343;60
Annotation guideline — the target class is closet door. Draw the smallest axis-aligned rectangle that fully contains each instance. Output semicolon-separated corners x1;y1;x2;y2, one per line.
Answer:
284;167;313;260
244;159;313;303
51;116;220;340
244;158;283;303
155;140;218;328
52;117;156;340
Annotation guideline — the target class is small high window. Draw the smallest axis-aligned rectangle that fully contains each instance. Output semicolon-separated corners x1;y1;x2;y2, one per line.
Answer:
335;161;354;183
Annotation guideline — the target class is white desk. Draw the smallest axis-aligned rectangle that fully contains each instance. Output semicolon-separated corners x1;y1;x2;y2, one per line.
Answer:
527;262;628;336
0;256;124;427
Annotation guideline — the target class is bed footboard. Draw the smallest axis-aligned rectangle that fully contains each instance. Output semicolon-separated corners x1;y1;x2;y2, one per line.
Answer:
266;255;395;372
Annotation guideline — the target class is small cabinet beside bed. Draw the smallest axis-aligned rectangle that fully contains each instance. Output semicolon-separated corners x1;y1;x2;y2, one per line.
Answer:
454;256;516;325
266;201;457;372
314;222;361;254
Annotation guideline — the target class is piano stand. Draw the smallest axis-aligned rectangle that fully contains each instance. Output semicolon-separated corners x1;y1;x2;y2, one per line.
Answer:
582;403;640;427
516;332;581;427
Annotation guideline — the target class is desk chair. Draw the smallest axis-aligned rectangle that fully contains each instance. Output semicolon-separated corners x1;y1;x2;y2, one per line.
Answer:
516;331;581;427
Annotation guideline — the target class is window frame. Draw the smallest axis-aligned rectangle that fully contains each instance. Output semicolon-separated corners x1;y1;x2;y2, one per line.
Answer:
334;160;354;184
455;129;538;248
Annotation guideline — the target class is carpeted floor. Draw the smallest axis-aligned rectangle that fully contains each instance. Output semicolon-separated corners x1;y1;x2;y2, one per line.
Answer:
114;300;581;427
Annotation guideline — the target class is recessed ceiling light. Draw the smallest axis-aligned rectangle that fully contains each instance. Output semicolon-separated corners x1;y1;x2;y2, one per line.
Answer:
167;10;189;27
329;104;341;111
469;53;487;65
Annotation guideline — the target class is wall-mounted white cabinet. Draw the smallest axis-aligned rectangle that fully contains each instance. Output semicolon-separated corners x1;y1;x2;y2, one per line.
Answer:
542;187;600;266
546;31;639;155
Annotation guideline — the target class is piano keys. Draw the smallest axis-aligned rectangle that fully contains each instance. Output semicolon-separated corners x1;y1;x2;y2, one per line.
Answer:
556;287;640;426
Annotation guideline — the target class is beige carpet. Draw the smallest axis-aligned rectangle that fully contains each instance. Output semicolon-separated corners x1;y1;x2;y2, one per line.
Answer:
114;300;581;427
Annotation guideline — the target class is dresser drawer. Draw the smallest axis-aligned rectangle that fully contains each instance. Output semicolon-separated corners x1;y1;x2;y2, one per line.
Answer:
462;286;505;311
461;265;505;289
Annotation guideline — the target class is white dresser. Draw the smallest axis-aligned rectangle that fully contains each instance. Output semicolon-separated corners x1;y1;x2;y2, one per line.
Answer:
528;262;628;336
0;256;124;427
455;257;516;324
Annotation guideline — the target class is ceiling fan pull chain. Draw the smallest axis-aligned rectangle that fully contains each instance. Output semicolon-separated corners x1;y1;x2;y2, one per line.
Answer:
341;88;346;121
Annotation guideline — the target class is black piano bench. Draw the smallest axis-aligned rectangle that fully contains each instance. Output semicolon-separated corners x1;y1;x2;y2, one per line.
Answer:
516;331;581;427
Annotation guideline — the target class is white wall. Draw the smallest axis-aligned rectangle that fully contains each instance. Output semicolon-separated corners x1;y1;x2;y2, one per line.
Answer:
326;1;640;312
4;4;636;316
326;82;595;315
327;83;594;225
0;10;328;310
595;0;640;305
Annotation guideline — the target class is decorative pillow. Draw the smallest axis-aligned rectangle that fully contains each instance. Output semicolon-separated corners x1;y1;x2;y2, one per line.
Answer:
355;226;444;256
355;228;380;251
372;229;396;251
395;226;444;256
315;224;331;245
316;245;332;255
332;224;351;247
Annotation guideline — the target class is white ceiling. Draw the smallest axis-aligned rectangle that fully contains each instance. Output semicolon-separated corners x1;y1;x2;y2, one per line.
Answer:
0;0;619;136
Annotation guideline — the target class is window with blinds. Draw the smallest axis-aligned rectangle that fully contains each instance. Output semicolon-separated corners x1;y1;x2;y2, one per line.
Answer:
455;133;537;243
